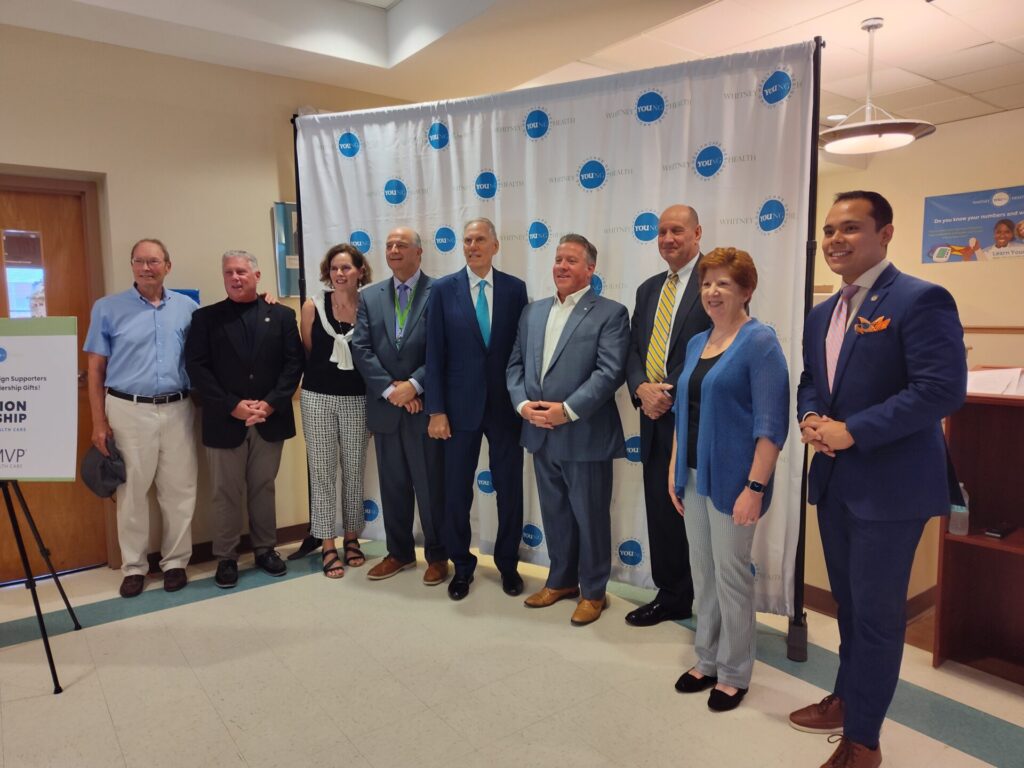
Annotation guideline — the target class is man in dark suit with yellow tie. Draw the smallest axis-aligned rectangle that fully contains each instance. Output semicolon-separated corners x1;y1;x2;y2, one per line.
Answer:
624;204;710;626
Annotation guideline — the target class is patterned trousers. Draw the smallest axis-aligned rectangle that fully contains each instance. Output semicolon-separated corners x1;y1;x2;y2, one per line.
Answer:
300;389;368;539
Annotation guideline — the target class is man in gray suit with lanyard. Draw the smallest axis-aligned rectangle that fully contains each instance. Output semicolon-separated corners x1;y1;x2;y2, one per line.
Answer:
507;233;630;626
351;226;448;585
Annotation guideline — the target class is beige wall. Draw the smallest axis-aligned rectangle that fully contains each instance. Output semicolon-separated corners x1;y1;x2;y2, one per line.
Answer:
0;24;400;545
807;107;1024;599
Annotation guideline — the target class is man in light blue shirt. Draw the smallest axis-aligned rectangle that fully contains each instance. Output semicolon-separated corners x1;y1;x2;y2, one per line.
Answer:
84;238;198;598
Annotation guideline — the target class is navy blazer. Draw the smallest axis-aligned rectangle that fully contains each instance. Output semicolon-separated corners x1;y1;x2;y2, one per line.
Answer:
797;264;966;521
506;290;629;462
424;267;528;431
184;297;303;449
351;274;434;435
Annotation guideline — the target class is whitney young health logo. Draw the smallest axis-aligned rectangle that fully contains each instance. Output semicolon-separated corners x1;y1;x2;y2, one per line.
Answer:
522;523;544;548
635;90;665;124
528;220;550;249
383;178;407;206
337;131;360;158
428;122;449;150
363;499;380;522
693;143;725;179
350;231;371;253
633;211;659;242
578;159;607;191
524;109;549;140
476;470;495;494
434;227;457;253
618;539;644;567
760;69;793;106
475;170;498;200
757;197;789;234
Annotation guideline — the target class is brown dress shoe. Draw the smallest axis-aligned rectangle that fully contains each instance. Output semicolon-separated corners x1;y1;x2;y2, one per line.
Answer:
119;574;145;598
570;596;608;626
423;560;449;586
820;736;881;768
366;556;416;580
790;694;844;734
163;568;187;593
524;586;580;608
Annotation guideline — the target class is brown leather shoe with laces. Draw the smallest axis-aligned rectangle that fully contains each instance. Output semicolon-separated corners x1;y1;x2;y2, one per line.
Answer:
790;694;844;734
366;556;415;580
820;735;881;768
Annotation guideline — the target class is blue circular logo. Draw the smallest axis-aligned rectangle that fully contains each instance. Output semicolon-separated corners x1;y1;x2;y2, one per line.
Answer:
522;523;544;548
363;499;380;522
0;347;6;363
590;274;603;295
350;230;371;253
618;539;643;566
528;220;549;249
434;226;457;253
384;178;407;205
428;122;449;149
633;211;659;242
476;470;495;494
524;109;549;139
578;159;606;190
338;132;360;158
762;70;793;105
636;91;665;123
758;199;787;232
625;435;641;463
475;171;498;200
694;145;725;178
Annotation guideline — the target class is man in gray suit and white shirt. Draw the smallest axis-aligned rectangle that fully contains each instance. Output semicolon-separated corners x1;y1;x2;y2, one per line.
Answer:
506;233;629;626
351;226;448;586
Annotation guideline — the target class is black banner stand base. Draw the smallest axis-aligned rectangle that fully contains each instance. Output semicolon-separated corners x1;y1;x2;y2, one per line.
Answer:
1;479;83;694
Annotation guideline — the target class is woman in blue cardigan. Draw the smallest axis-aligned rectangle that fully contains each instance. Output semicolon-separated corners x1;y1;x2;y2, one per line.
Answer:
668;247;789;712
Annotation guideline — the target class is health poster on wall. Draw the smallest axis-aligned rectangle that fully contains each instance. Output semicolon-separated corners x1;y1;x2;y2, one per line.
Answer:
922;185;1024;263
0;317;78;481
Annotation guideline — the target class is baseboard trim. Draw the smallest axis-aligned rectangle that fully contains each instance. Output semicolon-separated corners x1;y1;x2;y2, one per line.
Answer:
143;523;309;573
805;583;936;622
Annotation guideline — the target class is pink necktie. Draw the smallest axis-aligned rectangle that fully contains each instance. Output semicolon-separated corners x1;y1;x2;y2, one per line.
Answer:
825;284;859;391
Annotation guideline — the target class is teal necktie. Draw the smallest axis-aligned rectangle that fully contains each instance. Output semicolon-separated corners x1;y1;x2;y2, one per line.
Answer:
476;280;490;347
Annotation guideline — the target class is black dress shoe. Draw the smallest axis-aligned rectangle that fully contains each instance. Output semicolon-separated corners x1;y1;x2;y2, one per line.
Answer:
675;670;718;693
625;600;692;627
448;574;473;601
163;568;187;593
501;571;524;596
119;574;145;598
255;549;287;577
215;559;238;589
708;686;748;712
287;535;322;560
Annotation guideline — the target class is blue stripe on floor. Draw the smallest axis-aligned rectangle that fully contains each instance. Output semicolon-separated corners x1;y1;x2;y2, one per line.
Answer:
2;546;1021;767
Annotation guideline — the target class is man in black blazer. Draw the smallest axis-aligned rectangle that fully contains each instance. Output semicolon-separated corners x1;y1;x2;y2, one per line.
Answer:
624;204;710;626
351;226;448;586
185;250;304;589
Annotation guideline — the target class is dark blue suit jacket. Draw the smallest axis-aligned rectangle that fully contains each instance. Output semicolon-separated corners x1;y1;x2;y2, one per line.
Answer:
424;268;528;431
797;263;966;521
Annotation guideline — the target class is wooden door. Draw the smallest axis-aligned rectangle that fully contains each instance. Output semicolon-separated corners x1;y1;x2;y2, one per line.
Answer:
0;180;107;582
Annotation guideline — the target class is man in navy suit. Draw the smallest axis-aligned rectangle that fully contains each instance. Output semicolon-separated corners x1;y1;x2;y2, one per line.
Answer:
425;218;529;601
351;226;448;586
792;191;966;768
507;234;629;626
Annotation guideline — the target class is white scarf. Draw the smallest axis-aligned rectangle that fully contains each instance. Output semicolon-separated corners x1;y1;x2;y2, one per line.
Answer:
313;292;355;371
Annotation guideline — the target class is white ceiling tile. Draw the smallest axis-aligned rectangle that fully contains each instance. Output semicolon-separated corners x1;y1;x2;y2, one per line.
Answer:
730;0;855;29
645;0;782;55
876;83;965;112
941;60;1024;93
975;82;1024;109
902;43;1024;81
826;67;933;101
934;3;1024;41
899;96;1002;125
819;90;861;119
1006;36;1024;54
513;61;614;90
583;34;700;71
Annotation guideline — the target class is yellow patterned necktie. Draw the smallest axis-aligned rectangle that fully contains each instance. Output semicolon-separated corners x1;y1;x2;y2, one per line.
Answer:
645;272;678;383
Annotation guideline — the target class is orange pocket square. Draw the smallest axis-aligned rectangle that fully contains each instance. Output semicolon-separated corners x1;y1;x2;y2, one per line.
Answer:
854;316;891;334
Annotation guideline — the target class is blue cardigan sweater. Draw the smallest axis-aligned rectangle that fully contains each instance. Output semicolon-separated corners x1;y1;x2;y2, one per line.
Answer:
673;319;789;515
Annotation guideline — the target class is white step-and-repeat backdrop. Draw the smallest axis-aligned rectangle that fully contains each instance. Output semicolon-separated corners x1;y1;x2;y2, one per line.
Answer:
296;42;814;615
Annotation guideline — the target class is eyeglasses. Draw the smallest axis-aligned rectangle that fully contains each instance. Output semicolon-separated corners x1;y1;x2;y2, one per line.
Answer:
131;258;165;268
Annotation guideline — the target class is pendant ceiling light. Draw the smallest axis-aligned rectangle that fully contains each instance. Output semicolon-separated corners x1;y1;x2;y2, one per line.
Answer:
820;17;936;155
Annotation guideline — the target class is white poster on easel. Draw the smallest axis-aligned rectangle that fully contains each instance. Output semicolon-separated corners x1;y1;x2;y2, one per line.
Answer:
0;317;78;481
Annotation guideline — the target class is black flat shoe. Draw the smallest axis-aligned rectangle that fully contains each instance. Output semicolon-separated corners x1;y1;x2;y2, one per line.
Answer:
448;574;473;601
501;571;524;596
708;686;748;712
287;535;322;560
675;670;718;693
625;600;692;627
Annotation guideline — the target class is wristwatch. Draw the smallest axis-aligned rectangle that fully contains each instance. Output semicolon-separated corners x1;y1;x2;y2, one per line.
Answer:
745;479;766;493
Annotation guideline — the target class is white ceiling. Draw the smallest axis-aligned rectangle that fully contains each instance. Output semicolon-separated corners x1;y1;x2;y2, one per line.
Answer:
4;0;1023;131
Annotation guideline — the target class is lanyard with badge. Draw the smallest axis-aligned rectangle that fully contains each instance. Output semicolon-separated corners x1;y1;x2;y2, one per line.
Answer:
394;282;416;343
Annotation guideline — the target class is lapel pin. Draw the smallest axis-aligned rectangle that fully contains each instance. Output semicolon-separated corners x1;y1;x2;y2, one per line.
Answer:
264;317;271;322
870;295;878;302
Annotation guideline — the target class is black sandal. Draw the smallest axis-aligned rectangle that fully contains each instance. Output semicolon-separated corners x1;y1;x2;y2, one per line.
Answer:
343;539;365;567
321;548;345;579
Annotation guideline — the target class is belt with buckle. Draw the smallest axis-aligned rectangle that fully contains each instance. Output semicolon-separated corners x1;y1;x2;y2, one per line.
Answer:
108;388;189;405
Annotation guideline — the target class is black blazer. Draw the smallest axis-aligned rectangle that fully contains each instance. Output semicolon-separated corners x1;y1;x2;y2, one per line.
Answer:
624;257;711;462
185;297;304;449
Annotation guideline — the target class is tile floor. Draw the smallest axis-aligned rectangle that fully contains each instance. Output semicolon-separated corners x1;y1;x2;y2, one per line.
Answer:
1;542;1021;768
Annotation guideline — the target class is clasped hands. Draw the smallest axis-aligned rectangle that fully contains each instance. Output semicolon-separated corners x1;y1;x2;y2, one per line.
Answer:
636;382;673;420
520;401;568;430
231;399;275;426
799;414;854;457
387;380;422;414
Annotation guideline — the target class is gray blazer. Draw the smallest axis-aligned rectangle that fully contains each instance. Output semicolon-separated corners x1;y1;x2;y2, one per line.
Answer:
506;290;629;462
351;273;434;434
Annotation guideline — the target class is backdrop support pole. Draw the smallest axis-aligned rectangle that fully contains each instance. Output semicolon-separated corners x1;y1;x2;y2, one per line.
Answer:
787;35;825;663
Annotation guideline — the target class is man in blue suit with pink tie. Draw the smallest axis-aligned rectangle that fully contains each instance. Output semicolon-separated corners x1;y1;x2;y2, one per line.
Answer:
425;218;529;601
792;191;966;768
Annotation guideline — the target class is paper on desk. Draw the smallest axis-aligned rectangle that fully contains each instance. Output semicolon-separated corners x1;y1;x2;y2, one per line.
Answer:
967;368;1024;395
